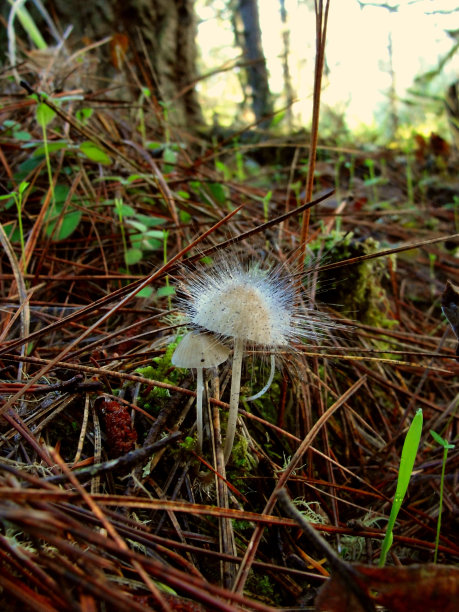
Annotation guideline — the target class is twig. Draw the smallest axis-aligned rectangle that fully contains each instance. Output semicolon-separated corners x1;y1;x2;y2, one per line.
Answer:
43;431;182;486
276;488;376;612
232;376;367;593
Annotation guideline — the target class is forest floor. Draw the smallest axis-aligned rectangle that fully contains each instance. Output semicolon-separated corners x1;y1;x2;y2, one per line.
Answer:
0;76;458;611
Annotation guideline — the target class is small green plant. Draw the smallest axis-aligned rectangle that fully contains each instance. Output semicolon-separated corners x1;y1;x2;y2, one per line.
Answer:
104;189;169;298
378;408;423;567
35;94;57;216
0;180;29;268
261;190;272;224
114;197;131;268
137;86;151;145
233;138;246;181
2;119;31;141
363;158;388;205
75;107;94;126
42;184;82;241
430;430;455;563
345;156;356;189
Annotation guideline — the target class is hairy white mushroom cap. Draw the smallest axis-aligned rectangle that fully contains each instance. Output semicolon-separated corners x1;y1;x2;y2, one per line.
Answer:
176;257;338;462
184;263;302;346
171;331;230;369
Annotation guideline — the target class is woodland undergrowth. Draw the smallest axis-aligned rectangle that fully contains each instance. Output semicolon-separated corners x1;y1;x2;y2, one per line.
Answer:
0;27;458;612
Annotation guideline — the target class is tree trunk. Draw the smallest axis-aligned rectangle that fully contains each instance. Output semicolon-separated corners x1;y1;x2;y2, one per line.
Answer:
41;0;202;127
279;0;294;130
237;0;273;126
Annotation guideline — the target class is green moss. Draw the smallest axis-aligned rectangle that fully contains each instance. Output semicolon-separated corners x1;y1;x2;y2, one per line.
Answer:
178;436;196;452
246;572;282;605
232;519;252;532
135;338;184;401
230;434;258;470
312;234;397;330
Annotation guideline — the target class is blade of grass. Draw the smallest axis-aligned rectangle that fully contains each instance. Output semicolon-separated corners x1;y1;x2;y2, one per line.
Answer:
378;408;423;567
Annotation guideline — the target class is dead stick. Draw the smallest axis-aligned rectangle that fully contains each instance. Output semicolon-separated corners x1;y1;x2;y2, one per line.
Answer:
276;488;375;612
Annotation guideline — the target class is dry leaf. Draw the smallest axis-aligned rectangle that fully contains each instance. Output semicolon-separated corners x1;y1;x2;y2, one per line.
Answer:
316;564;459;612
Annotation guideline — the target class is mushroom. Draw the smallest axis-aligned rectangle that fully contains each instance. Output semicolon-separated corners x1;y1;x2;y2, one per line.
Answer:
188;268;295;463
171;331;230;451
179;258;337;463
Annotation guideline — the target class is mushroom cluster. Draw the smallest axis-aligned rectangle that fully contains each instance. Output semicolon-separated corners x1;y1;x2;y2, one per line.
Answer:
172;258;332;463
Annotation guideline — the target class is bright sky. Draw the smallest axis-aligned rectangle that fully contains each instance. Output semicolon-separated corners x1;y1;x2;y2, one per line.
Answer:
196;0;458;135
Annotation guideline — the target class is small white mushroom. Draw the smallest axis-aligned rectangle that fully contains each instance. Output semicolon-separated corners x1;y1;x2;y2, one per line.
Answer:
178;259;337;464
191;280;288;463
171;332;230;451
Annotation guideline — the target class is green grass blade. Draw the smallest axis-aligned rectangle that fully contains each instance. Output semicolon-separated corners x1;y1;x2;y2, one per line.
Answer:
379;408;423;567
8;0;47;50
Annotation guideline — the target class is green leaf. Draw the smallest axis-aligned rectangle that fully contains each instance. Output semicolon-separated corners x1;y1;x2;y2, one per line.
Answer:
116;203;136;217
126;174;141;184
430;430;445;446
215;160;231;181
3;223;22;242
33;141;68;157
270;110;285;128
163;147;177;173
143;229;166;239
43;185;82;240
79;141;112;165
130;233;144;248
144;238;162;250
36;103;56;127
57;211;82;240
147;141;163;151
126;219;148;232
18;182;29;196
46;210;82;241
379;408;423;567
134;214;167;227
14;130;32;141
397;408;423;497
131;232;162;250
75;107;93;124
430;430;455;449
208;182;227;204
125;248;143;265
157;286;176;298
137;286;153;298
15;156;43;182
50;184;70;204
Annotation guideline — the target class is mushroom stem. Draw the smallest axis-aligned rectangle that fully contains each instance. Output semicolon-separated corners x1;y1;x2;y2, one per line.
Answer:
245;354;276;402
196;368;204;452
224;336;244;464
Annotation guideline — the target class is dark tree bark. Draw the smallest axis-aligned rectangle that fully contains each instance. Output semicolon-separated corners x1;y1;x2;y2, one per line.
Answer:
47;0;202;127
236;0;273;126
